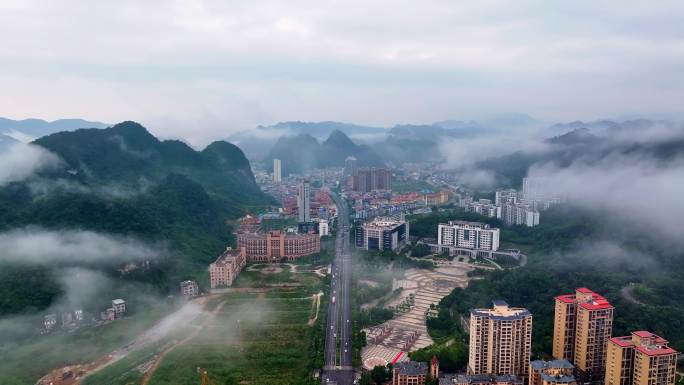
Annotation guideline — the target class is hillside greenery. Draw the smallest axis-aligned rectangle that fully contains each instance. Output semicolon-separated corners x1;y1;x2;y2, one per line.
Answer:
0;121;274;316
408;206;684;357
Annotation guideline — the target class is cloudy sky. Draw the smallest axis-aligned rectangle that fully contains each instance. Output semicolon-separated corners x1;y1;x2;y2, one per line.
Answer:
1;0;683;144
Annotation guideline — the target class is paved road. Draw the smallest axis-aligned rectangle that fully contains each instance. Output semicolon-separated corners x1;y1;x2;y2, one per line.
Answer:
322;192;354;385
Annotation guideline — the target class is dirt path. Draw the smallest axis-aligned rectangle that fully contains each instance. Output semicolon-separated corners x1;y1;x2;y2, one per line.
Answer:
308;292;323;326
139;299;227;385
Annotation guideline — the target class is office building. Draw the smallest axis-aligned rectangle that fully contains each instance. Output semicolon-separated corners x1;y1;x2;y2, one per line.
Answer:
237;230;320;262
355;217;409;251
438;221;500;251
468;300;533;379
605;331;678;385
273;158;282;183
298;180;311;222
529;360;577;385
209;247;247;288
553;288;614;384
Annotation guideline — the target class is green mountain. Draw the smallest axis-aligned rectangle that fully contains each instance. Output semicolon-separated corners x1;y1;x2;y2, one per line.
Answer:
0;121;273;316
265;129;384;175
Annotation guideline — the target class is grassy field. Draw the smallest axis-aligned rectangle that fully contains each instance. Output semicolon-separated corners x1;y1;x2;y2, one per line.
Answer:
81;267;326;385
0;300;179;385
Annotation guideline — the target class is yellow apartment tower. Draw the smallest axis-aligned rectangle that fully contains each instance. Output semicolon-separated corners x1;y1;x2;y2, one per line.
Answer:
605;331;678;385
469;300;533;379
553;288;614;384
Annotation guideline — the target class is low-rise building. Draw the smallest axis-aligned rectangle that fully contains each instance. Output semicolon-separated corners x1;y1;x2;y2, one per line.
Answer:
209;247;247;288
605;331;679;385
355;217;409;251
530;360;577;385
112;299;126;317
237;230;320;262
180;280;199;297
393;361;428;385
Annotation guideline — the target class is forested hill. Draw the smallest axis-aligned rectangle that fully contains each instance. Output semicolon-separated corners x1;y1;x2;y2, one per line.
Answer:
0;121;273;316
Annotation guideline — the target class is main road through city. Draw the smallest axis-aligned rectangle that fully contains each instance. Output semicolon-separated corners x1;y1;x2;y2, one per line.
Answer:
322;192;354;385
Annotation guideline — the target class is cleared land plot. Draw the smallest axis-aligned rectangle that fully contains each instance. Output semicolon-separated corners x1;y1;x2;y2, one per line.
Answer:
146;292;317;385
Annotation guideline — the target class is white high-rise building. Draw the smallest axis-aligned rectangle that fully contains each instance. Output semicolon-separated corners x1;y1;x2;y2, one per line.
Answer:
273;158;282;183
498;202;540;227
437;221;500;251
318;220;329;237
298;180;310;223
495;189;518;206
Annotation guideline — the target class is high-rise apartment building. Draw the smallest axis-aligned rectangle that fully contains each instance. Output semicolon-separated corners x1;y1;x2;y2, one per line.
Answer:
553;288;614;384
498;202;540;227
273;158;282;183
438;221;500;251
469;300;533;379
605;331;678;385
297;180;310;222
495;189;518;206
350;166;392;192
344;156;358;177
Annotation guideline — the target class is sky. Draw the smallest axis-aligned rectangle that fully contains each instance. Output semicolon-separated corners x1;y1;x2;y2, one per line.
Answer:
1;0;683;145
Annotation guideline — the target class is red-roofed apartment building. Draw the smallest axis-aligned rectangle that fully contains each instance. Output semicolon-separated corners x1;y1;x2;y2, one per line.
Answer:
605;331;679;385
553;288;614;384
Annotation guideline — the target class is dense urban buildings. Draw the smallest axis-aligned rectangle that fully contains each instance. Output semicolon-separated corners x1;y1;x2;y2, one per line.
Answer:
209;247;247;288
298;180;311;222
273;158;282;183
468;300;533;379
392;361;428;385
438;221;500;251
355;217;409;251
237;230;320;262
349;166;392;192
553;288;614;384
605;331;679;385
529;360;577;385
179;280;199;297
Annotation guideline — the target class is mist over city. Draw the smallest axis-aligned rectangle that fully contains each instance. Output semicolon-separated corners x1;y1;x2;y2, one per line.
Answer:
0;2;683;385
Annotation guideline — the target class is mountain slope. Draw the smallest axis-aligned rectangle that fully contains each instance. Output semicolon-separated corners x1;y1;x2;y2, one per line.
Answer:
0;117;108;142
265;130;384;175
0;121;273;316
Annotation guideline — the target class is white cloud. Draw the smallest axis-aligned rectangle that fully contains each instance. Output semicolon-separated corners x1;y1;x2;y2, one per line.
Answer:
528;153;684;244
0;143;61;185
0;1;683;145
0;228;162;264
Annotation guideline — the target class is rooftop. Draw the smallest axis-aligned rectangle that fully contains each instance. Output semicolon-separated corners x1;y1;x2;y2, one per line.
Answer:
112;299;125;305
394;361;428;376
471;301;531;320
530;359;575;370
